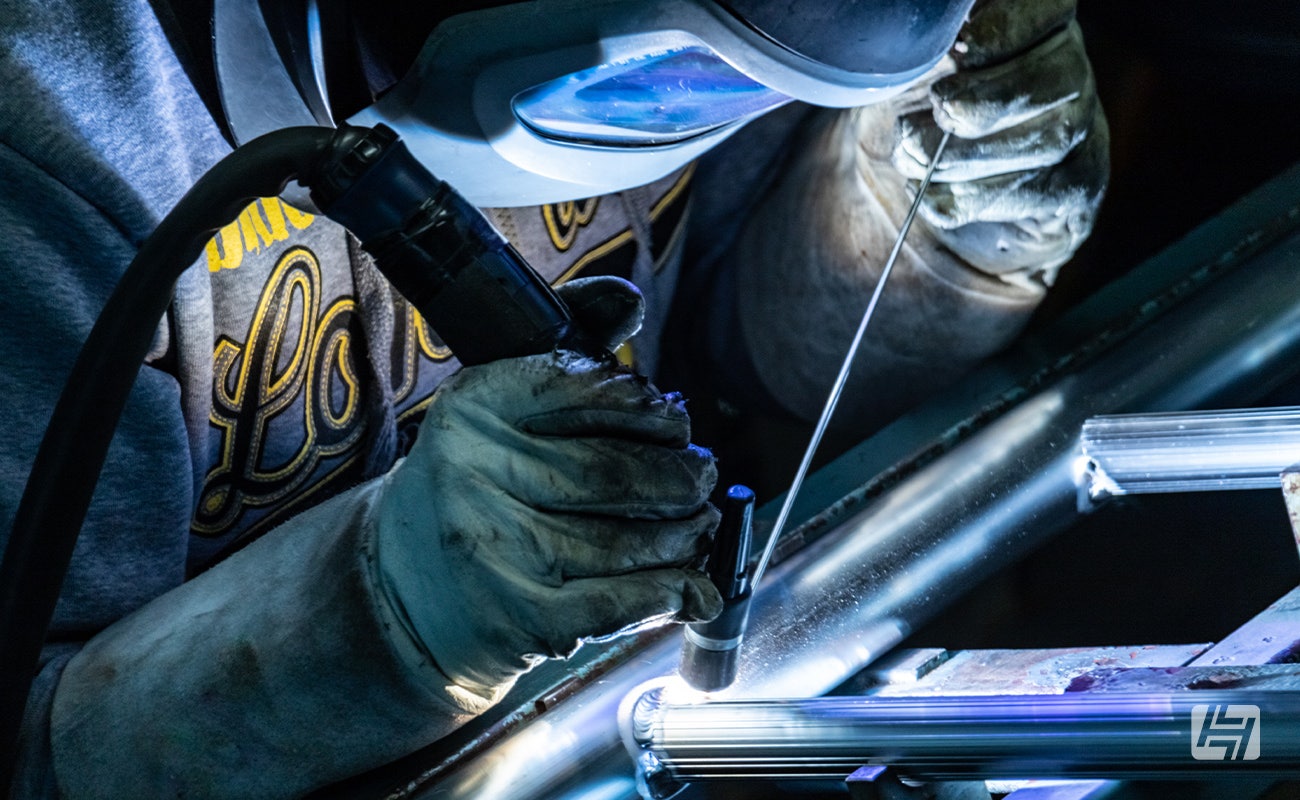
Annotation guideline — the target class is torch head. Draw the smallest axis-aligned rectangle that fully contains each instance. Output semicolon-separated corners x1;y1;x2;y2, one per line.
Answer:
679;484;755;693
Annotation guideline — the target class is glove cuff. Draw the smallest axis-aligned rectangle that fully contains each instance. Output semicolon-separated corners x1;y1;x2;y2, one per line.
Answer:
730;107;1044;428
50;478;490;797
374;459;529;702
371;466;519;708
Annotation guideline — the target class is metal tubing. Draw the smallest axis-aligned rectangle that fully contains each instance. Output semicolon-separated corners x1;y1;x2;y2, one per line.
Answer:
1080;407;1300;500
414;218;1300;795
635;691;1300;782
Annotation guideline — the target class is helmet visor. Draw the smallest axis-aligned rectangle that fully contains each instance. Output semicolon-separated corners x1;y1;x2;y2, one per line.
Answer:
512;46;792;147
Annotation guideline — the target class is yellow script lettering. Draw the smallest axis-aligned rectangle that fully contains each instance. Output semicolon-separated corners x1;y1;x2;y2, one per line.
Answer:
204;198;316;272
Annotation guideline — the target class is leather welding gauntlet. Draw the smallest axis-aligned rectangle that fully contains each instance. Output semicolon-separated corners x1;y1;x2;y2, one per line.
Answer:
885;0;1109;280
50;277;719;798
732;0;1108;430
373;276;722;700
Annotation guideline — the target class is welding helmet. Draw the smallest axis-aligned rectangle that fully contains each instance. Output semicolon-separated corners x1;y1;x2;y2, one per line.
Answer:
214;0;974;206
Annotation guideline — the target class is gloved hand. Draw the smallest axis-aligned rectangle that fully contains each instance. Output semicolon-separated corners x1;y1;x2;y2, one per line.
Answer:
862;0;1109;286
711;0;1109;434
374;276;723;699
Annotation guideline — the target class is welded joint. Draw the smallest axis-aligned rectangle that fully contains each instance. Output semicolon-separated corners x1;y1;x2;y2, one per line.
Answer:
1280;464;1300;556
1073;451;1118;514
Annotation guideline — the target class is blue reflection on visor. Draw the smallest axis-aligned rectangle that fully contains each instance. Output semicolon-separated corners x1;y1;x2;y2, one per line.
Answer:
512;47;791;147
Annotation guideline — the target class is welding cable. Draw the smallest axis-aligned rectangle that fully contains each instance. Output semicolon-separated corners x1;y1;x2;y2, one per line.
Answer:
0;126;338;785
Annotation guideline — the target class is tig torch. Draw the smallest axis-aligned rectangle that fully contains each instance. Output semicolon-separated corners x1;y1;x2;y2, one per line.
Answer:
678;485;755;694
312;123;603;364
0;122;603;778
325;124;763;693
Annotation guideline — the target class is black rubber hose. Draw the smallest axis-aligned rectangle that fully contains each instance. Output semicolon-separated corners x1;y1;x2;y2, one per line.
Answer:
0;126;337;790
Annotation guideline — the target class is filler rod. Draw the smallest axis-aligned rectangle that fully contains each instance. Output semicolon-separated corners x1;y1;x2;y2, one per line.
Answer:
752;131;952;589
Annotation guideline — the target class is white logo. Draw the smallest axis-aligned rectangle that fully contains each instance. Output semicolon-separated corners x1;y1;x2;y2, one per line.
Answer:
1190;704;1260;761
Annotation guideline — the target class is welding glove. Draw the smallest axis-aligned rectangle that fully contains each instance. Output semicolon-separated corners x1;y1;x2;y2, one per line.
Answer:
47;278;719;799
374;276;723;700
722;0;1108;430
868;0;1110;286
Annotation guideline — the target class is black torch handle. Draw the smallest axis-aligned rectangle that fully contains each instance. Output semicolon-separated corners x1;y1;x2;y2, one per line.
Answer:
312;125;599;365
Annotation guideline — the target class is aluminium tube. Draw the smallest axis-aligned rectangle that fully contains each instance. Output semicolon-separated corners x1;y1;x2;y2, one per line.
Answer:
1080;407;1300;500
632;690;1300;782
414;234;1300;796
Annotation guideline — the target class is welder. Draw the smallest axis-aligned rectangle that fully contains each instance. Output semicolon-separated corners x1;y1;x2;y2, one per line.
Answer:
0;0;1106;796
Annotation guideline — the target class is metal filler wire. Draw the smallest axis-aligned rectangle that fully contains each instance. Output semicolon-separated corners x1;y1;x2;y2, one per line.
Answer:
750;130;951;589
